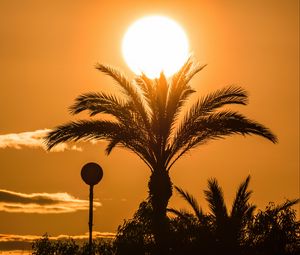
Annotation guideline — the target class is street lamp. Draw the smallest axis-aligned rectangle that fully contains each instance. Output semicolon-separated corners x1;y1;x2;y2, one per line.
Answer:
81;162;103;254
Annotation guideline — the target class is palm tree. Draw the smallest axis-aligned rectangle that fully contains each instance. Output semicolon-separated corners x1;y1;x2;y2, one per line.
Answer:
170;176;256;253
204;176;256;252
45;59;277;254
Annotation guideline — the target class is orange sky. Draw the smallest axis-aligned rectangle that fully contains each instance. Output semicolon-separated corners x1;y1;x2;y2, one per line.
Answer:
0;0;299;244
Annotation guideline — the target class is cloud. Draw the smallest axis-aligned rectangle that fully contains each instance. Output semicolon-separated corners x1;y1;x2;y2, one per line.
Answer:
0;232;115;252
55;231;116;240
0;189;101;214
0;129;82;152
0;232;115;242
0;234;41;242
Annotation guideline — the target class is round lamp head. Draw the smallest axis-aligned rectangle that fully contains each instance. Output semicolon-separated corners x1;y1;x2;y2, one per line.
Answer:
81;162;103;186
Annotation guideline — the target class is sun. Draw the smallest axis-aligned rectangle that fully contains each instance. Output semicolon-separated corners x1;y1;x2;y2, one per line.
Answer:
122;15;189;79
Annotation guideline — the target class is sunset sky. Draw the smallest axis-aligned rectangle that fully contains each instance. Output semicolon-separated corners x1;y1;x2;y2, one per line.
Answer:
0;0;299;252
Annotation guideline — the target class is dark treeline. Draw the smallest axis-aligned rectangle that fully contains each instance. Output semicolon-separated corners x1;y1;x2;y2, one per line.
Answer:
32;176;299;255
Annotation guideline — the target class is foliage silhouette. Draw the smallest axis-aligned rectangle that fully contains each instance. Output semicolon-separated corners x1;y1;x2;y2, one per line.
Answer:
114;201;154;254
32;178;299;255
32;234;115;255
45;59;277;253
113;176;299;254
169;176;256;254
246;199;300;255
168;176;299;255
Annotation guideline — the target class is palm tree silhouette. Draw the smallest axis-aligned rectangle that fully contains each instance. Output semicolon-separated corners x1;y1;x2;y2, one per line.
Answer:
170;176;256;253
45;59;277;254
204;176;255;252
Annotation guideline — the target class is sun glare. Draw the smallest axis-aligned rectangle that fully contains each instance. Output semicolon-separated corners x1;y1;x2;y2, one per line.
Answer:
122;15;189;79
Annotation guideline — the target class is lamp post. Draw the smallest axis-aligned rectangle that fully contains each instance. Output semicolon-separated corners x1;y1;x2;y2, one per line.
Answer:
81;162;103;255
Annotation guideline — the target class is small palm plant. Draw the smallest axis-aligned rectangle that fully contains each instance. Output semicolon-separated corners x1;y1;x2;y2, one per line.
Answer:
45;59;277;253
170;176;256;253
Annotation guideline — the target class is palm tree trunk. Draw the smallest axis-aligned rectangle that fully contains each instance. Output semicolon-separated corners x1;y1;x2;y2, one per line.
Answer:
148;169;172;255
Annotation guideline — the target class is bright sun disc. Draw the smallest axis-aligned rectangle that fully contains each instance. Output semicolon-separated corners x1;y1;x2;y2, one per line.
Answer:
122;16;189;79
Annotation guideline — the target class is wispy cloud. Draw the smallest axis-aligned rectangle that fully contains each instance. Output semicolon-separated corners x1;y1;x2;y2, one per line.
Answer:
0;232;115;242
0;129;82;152
0;232;115;252
0;189;101;214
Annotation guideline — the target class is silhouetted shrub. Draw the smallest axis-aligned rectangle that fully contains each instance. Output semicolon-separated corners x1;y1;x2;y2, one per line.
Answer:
245;200;300;255
32;234;115;255
32;178;299;255
113;177;300;255
114;201;155;255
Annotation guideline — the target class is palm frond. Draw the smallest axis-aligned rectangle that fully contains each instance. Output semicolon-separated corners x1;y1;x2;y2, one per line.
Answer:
68;92;155;148
166;62;205;128
45;120;156;170
166;58;195;123
204;178;228;221
114;139;155;171
134;74;160;141
274;198;300;213
245;204;256;220
172;86;248;145
167;110;277;170
167;208;195;222
173;86;248;142
156;72;168;112
134;73;155;111
183;62;207;87
165;88;196;131
170;56;194;88
164;61;206;148
95;64;151;130
101;126;156;169
105;137;121;155
231;175;255;219
95;64;136;99
69;92;136;127
45;120;123;150
196;111;278;142
152;73;169;138
69;92;126;116
194;86;248;116
174;186;204;221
